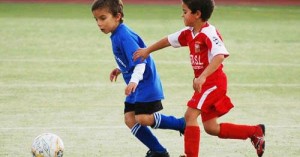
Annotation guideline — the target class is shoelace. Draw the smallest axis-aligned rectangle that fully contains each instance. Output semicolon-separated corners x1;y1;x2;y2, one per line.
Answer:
252;136;264;149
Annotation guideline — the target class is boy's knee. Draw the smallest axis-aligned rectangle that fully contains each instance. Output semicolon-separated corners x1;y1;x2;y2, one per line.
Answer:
184;113;193;122
203;126;214;135
184;113;199;126
203;124;220;136
124;119;133;128
124;115;136;129
135;114;154;126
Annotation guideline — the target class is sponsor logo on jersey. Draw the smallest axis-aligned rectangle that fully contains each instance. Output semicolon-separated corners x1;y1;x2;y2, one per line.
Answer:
190;55;204;70
115;56;127;68
212;36;222;46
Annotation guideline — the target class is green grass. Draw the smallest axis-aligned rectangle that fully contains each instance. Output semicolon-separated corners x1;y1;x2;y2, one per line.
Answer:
0;2;300;157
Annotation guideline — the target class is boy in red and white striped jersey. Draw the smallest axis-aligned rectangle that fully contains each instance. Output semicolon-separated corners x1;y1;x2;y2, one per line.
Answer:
133;0;265;157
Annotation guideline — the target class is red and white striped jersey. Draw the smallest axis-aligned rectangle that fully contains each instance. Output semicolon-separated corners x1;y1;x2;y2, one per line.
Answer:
168;22;229;83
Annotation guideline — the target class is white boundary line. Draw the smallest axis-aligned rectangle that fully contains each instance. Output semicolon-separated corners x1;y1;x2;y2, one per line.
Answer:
0;125;299;130
229;83;300;88
0;83;299;88
0;126;126;130
0;59;299;67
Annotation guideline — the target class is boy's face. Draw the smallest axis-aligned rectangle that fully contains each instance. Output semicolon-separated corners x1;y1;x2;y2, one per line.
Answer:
181;2;201;27
92;8;121;34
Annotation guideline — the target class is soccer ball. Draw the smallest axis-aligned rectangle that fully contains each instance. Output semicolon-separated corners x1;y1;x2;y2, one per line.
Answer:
31;133;64;157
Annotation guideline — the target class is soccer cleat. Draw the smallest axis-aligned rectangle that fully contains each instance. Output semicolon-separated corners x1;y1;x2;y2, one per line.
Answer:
251;124;265;157
145;150;170;157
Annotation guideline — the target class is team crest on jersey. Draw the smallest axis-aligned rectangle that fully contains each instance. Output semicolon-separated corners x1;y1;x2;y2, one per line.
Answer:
194;41;201;53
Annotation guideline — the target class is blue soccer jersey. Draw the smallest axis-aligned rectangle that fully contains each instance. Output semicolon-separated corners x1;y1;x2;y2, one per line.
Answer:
110;23;164;103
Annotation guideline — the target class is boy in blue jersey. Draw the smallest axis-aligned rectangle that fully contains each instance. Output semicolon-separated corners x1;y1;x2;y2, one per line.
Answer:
91;0;185;156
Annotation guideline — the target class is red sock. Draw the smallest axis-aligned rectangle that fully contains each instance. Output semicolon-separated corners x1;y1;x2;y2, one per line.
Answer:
184;126;200;157
218;123;256;140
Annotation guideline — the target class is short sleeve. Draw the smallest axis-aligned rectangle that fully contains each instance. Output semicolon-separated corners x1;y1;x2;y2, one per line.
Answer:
120;35;146;67
168;27;190;48
202;27;229;57
168;31;182;48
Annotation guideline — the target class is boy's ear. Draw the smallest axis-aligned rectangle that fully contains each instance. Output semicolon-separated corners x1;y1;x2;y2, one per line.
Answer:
116;13;122;21
195;10;202;19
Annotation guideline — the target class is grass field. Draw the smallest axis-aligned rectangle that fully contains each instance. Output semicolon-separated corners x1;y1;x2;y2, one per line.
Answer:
0;2;300;157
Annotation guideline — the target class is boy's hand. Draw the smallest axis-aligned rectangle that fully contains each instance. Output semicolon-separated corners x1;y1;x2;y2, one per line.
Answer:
193;55;225;92
110;68;121;82
125;82;137;96
133;48;150;61
193;76;206;93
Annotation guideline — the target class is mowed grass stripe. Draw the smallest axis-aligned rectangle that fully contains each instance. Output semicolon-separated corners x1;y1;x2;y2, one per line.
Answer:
1;83;300;88
1;59;299;67
0;125;299;130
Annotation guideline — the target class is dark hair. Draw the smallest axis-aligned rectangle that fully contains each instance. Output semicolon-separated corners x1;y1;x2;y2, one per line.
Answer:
91;0;124;23
182;0;214;21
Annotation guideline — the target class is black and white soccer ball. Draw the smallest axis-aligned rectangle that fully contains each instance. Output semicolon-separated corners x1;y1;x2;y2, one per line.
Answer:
31;133;64;157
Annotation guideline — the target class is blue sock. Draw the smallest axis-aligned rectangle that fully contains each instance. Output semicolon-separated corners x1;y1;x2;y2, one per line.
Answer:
152;112;185;132
131;123;166;153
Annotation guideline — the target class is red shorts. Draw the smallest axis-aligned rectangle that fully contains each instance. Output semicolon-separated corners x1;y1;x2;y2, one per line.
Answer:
187;84;234;122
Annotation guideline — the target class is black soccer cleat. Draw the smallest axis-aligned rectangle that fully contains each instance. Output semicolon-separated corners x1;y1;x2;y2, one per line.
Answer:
145;150;170;157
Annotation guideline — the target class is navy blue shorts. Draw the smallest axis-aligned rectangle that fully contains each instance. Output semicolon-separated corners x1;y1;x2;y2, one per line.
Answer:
124;100;163;115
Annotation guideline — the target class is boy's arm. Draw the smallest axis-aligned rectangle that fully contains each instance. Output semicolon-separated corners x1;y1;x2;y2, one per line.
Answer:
133;37;170;61
193;54;225;92
129;63;145;84
125;63;145;96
